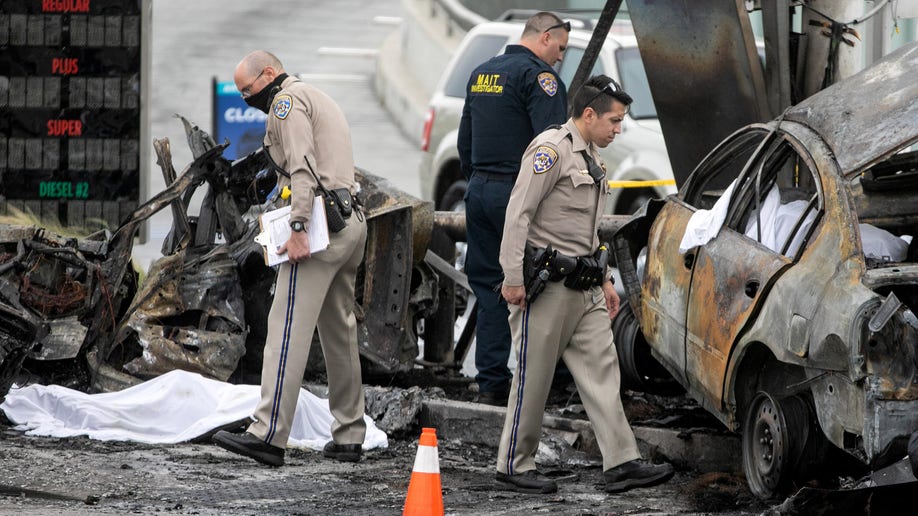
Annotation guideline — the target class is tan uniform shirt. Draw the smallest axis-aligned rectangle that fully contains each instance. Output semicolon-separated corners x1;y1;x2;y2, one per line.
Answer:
499;119;607;287
264;76;355;227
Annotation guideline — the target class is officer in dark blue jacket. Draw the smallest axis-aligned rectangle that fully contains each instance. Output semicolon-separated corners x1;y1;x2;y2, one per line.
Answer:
458;12;570;406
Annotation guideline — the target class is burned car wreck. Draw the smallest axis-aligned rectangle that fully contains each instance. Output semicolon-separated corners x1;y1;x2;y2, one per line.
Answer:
0;116;447;400
612;42;918;499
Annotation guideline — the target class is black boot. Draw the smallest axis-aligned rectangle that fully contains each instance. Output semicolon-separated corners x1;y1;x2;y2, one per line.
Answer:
603;459;674;493
495;470;558;494
323;441;362;462
212;431;285;467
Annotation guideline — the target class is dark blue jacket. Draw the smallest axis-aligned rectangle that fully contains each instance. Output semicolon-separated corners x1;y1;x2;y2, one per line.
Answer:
457;45;568;178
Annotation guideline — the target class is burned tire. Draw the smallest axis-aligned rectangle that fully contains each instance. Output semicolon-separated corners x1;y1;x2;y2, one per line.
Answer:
611;300;682;395
742;392;812;500
0;306;43;401
0;341;29;402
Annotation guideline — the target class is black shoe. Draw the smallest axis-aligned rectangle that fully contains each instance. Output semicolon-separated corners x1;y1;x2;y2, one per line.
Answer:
495;470;558;494
212;430;284;467
323;441;362;462
603;459;674;493
477;390;509;406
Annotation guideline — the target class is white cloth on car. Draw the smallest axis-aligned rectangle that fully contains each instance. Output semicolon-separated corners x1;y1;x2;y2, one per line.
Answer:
678;179;738;253
0;369;388;451
743;186;816;256
681;180;909;261
743;186;908;260
859;223;909;261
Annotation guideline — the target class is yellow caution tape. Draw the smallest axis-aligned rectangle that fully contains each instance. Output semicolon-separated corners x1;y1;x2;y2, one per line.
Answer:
607;179;677;188
280;186;292;200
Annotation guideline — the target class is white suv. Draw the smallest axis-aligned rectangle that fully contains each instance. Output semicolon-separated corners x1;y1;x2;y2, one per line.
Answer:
418;17;676;214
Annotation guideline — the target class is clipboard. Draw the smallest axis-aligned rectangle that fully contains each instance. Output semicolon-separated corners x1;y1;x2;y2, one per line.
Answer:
254;195;330;266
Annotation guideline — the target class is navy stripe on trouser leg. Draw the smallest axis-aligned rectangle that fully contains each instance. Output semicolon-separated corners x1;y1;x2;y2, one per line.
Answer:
265;262;297;444
505;305;530;475
496;284;578;476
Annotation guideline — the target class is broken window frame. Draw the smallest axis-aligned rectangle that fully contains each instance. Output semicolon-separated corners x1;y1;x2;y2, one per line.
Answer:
725;134;824;261
680;123;826;262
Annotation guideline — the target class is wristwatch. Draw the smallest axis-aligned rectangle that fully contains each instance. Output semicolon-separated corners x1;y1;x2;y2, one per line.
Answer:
290;220;306;233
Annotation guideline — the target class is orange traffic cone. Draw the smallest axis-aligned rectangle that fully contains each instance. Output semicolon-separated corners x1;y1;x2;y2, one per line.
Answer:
403;427;444;516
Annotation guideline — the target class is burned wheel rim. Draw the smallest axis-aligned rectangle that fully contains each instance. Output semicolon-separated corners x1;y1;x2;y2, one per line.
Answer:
742;392;809;499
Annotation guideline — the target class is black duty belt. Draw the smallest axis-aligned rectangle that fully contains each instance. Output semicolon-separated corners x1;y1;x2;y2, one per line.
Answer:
522;243;611;304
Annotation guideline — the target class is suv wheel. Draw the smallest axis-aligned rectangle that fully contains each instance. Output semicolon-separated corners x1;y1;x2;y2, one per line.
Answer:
614;188;654;215
438;179;467;211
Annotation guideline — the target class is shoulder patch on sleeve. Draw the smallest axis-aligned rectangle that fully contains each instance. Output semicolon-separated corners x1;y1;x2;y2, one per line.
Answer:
533;146;558;174
272;94;293;120
537;72;558;97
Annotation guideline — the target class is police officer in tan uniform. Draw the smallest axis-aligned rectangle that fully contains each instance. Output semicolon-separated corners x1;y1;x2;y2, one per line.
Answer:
494;75;674;493
213;50;367;466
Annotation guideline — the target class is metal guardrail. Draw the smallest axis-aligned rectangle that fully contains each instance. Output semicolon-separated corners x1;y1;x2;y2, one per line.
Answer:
429;0;485;35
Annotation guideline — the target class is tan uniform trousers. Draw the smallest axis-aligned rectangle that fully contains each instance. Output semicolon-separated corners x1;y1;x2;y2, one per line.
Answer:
248;215;368;448
496;281;641;474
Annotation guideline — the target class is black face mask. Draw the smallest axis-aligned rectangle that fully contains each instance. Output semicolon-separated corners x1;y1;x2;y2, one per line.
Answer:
245;73;289;113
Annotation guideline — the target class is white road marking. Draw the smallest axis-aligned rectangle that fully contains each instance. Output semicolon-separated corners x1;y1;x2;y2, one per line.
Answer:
318;47;380;58
373;16;402;26
295;73;368;83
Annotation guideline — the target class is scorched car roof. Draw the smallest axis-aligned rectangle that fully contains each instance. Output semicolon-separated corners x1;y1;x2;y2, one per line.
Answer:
783;41;918;176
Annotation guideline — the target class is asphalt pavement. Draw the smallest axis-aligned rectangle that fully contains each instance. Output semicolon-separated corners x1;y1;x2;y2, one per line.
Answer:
135;0;423;268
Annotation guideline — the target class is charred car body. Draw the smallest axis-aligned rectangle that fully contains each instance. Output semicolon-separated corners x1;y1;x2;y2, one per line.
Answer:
612;42;918;499
0;117;445;399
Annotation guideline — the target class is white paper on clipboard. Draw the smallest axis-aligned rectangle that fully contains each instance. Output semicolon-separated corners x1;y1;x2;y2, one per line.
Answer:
254;196;330;266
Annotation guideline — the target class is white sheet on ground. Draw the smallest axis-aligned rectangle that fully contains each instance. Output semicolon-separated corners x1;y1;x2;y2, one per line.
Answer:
0;369;388;451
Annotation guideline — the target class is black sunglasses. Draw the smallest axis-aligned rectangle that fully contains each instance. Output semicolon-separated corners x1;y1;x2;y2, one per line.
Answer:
583;79;622;108
544;21;571;33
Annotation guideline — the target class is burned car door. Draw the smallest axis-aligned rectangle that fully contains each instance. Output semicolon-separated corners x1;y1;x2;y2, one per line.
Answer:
684;223;787;408
636;199;694;385
681;128;821;408
617;128;778;388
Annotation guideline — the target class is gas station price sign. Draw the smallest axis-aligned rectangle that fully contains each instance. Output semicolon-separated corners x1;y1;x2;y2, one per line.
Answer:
0;0;145;229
